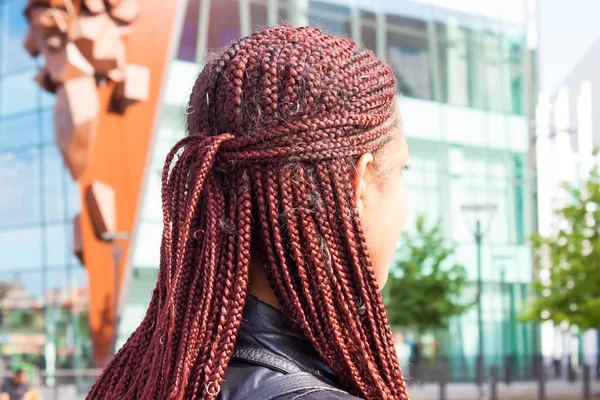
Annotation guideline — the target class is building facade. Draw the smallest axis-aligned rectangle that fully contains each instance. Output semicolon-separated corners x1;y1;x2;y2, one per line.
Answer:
1;0;540;376
537;36;600;368
0;0;91;371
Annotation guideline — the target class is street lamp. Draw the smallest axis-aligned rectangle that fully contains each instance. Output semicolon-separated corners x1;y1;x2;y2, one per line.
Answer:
461;203;496;398
493;254;515;384
101;231;130;357
492;255;514;356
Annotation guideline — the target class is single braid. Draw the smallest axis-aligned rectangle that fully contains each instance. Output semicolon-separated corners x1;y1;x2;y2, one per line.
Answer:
290;166;373;394
89;25;409;400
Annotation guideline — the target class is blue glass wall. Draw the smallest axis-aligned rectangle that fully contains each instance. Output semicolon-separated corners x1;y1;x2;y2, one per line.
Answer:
0;0;91;369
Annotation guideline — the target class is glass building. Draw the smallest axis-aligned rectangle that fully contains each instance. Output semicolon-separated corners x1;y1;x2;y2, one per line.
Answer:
0;0;92;371
119;0;539;376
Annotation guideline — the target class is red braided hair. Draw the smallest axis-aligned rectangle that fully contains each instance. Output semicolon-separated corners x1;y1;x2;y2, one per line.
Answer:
88;25;409;400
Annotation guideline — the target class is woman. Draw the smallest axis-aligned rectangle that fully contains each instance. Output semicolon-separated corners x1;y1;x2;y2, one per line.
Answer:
89;25;410;399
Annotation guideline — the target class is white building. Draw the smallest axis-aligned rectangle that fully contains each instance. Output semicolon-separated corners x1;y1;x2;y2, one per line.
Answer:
536;78;598;366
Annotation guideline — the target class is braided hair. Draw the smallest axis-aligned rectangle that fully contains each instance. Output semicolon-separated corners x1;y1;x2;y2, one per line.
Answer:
88;25;409;400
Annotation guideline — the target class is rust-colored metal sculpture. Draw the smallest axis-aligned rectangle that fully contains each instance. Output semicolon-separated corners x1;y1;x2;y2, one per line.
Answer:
86;180;117;239
22;0;177;366
73;213;84;263
24;0;150;180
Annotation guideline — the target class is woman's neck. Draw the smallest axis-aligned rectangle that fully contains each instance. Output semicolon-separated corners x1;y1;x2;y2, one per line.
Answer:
248;256;281;310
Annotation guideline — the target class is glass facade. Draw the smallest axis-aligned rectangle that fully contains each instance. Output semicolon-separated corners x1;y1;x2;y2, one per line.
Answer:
121;0;539;376
0;0;92;371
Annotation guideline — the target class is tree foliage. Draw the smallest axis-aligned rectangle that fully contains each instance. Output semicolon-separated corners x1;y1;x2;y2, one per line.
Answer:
386;214;471;334
522;168;600;332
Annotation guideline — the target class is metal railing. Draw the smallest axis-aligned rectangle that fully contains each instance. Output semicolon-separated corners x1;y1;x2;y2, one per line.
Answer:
406;355;600;400
0;356;597;399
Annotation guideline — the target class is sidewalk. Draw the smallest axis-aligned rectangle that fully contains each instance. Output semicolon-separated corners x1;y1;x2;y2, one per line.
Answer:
408;379;596;400
31;379;600;400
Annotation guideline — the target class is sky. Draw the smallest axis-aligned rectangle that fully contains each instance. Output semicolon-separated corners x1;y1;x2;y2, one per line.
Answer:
538;0;600;93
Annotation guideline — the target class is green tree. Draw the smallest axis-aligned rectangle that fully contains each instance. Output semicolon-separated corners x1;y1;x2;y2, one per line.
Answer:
386;214;471;334
522;168;600;332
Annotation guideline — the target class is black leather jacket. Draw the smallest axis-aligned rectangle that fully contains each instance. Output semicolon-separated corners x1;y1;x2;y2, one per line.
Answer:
220;296;360;399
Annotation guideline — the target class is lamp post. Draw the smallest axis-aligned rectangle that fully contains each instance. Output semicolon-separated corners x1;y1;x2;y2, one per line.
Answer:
492;255;514;356
493;254;515;384
101;231;130;357
461;203;496;398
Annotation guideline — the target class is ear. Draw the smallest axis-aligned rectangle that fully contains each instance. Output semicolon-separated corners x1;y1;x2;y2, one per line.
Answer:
353;153;375;217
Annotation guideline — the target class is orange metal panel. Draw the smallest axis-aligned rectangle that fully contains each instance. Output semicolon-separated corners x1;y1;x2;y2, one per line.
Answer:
77;1;178;367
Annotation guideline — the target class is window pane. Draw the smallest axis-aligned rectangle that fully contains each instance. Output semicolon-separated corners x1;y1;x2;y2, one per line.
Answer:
158;107;186;141
0;111;39;150
0;70;39;117
513;155;526;243
48;270;76;364
128;268;158;305
359;10;376;53
0;227;43;269
47;268;69;292
206;0;240;56
308;1;351;36
508;37;524;115
41;88;55;109
277;3;290;24
65;173;81;221
402;138;443;234
117;268;158;349
71;266;88;288
42;145;65;223
0;147;41;227
437;21;470;107
132;222;162;268
45;223;68;267
140;162;162;222
249;1;268;28
479;31;510;113
1;1;39;74
152;136;180;166
387;14;431;100
141;116;183;222
177;0;199;61
0;270;45;339
40;108;54;144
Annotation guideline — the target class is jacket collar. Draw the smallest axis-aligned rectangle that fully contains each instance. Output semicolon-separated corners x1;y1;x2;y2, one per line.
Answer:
237;296;337;381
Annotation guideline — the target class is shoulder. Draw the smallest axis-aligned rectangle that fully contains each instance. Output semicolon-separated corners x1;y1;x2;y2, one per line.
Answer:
221;358;283;399
273;388;361;399
221;360;359;400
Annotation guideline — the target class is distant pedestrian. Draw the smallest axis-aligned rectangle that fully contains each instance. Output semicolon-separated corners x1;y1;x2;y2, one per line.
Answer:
394;332;411;368
409;341;422;380
0;369;29;400
409;341;421;366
